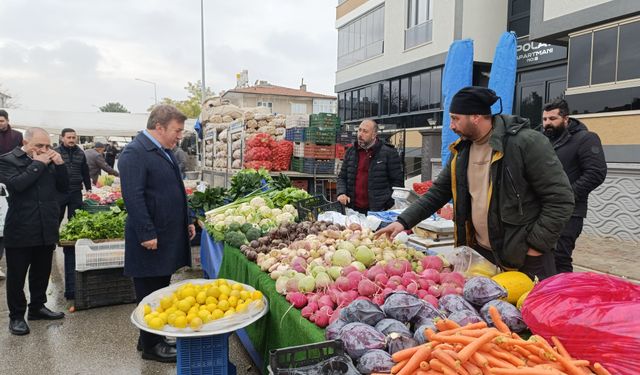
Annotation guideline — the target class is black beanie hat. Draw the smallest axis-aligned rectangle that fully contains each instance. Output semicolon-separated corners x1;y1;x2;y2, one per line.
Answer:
449;86;501;115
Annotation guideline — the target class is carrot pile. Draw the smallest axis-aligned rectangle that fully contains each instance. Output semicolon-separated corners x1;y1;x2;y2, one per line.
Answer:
388;306;612;375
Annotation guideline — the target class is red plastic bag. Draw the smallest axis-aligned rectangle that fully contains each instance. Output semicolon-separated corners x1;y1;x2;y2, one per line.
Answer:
522;272;640;375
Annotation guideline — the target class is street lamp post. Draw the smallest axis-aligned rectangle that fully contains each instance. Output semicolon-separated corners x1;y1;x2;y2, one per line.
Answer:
135;78;158;105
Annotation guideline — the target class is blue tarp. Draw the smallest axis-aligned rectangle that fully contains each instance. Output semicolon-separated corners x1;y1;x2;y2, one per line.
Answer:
441;39;474;165
488;32;518;115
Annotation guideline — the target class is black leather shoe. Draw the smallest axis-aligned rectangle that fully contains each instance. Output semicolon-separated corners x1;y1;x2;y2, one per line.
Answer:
28;306;65;320
137;338;175;351
9;319;30;336
141;342;177;363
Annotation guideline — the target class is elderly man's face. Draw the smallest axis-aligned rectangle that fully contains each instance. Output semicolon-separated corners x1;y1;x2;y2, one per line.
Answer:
23;131;52;156
357;121;377;148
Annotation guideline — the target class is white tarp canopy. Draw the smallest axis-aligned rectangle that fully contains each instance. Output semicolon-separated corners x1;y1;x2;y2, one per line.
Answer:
2;108;196;137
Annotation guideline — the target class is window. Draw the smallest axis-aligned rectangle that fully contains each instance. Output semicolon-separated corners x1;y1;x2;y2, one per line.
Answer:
568;19;640;88
291;103;307;114
338;93;346;119
351;90;359;119
381;82;390;116
371;85;380;117
507;0;530;37
617;21;640;81
419;71;430;110
405;0;433;49
337;6;385;69
400;77;409;113
257;101;273;112
410;74;421;112
390;80;399;114
313;99;336;114
345;92;352;121
429;69;441;109
359;88;367;119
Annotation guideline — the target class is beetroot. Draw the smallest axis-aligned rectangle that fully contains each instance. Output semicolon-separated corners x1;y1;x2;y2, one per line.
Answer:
463;276;507;306
340;299;385;326
420;255;444;271
356;349;394;374
385;259;411;276
339;323;387;359
382;292;423;323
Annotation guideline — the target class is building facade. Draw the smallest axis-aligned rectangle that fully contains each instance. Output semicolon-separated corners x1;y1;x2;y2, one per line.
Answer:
335;0;640;242
222;81;336;116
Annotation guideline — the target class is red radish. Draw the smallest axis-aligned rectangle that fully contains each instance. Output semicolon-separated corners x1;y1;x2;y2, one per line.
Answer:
440;284;458;296
372;294;384;305
420;268;441;284
422;294;439;308
440;272;465;287
395;285;406;291
417;289;428;299
286;292;308;308
401;272;417;287
346;290;359;301
317;295;334;310
420;255;444;271
341;265;358;277
346;271;364;290
416;278;431;291
357;278;377;297
313;306;333;328
385;259;411;276
301;304;316;318
329;307;343;324
374;273;389;286
387;275;403;289
406;282;419;295
365;265;386;281
335;276;351;291
307;293;321;305
327;287;340;303
382;288;394;297
428;285;442;297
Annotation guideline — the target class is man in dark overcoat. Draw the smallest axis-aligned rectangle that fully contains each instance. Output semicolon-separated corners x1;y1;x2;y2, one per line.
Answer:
118;105;196;362
0;127;69;336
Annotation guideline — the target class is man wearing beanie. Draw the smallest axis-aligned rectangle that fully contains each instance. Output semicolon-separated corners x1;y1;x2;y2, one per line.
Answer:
377;86;574;280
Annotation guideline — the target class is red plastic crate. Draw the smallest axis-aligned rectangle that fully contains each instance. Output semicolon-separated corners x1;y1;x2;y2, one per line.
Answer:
303;143;335;159
335;144;352;159
291;178;309;191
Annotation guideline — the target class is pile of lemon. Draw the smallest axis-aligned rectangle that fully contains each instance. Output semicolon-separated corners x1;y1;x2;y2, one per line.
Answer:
143;279;264;331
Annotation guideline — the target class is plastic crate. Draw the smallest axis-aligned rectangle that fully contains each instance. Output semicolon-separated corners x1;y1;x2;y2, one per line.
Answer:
336;131;355;145
285;127;306;142
290;178;309;192
290;157;304;173
74;267;136;310
177;334;236;375
302;158;335;175
292;142;305;158
303;143;335;159
335;144;351;160
306;127;336;145
75;239;125;271
295;196;345;222
81;203;113;214
268;340;358;375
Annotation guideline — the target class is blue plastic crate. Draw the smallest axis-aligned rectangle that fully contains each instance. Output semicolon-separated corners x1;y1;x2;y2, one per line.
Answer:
177;334;237;375
302;158;335;175
285;127;306;142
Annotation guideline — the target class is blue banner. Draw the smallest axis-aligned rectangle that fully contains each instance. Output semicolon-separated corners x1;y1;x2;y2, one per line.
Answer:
488;32;517;115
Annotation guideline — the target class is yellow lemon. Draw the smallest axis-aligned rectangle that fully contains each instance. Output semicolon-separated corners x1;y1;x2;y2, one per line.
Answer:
198;310;211;322
206;303;217;313
236;303;248;313
231;283;243;291
205;296;217;305
158;312;168;324
251;291;263;301
174;315;187;328
190;317;203;331
148;317;164;330
230;290;241;298
143;304;152;315
218;279;228;286
167;313;178;326
224;309;235;318
177;299;191;312
212;309;224;320
240;291;250;300
186;313;197;323
228;296;239;308
218;285;231;296
180;287;196;299
165;306;177;315
217;300;230;311
218;294;228;301
160;296;172;310
196;291;207;305
185;296;196;306
206;286;220;298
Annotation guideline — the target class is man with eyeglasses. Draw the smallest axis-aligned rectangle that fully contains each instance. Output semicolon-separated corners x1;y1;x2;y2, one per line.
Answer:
0;127;69;336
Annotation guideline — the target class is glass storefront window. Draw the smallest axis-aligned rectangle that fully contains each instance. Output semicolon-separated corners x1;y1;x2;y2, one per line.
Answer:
410;74;421;112
420;71;430;110
617;21;640;81
390;80;400;114
381;82;390;116
591;27;617;85
429;69;442;109
338;6;385;70
400;77;409;113
568;33;591;87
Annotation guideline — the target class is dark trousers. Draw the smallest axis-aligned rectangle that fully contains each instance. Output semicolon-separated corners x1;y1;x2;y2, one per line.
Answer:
555;216;584;273
5;245;56;319
58;190;83;223
473;244;557;281
133;276;171;350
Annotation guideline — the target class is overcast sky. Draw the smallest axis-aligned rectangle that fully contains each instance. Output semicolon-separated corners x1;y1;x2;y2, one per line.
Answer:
0;0;338;114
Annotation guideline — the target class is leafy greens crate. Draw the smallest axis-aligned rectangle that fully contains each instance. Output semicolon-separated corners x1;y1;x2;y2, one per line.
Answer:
74;267;136;310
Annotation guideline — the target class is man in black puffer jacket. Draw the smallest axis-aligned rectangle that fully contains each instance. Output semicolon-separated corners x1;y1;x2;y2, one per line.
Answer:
337;119;403;213
55;128;91;223
542;99;607;272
